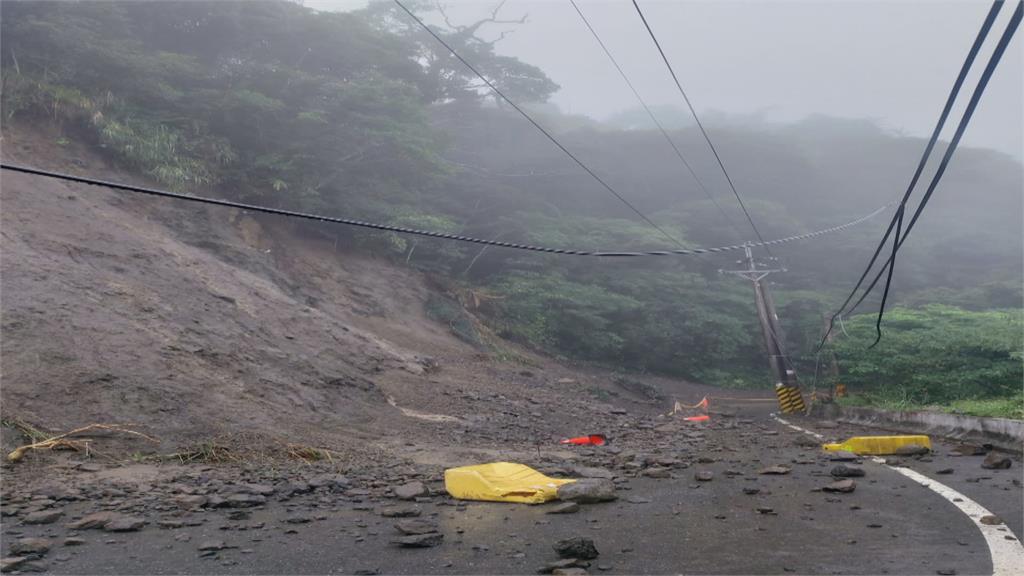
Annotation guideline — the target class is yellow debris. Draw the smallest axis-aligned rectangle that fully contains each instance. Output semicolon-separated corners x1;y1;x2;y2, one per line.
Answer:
823;435;931;455
444;462;575;504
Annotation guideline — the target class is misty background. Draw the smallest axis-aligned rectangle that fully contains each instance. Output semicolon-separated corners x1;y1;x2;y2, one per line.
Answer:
1;0;1020;415
308;0;1024;161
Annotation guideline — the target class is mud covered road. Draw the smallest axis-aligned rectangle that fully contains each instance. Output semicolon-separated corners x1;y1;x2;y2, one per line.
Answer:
3;400;1020;575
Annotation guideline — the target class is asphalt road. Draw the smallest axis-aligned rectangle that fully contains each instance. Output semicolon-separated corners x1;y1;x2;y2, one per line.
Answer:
4;402;1020;575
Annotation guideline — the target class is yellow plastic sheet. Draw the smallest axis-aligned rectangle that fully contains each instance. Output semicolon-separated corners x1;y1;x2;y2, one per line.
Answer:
444;462;576;504
823;435;931;455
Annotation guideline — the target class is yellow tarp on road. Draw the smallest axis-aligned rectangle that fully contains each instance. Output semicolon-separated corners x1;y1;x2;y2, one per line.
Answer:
444;462;575;504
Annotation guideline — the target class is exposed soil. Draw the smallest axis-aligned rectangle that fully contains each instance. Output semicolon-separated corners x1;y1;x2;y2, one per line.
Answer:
3;126;1020;575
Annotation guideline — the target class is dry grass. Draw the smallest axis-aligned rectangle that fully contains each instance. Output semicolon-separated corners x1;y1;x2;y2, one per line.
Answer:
6;422;159;462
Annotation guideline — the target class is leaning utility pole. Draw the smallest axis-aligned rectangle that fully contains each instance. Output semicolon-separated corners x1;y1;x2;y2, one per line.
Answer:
722;244;805;412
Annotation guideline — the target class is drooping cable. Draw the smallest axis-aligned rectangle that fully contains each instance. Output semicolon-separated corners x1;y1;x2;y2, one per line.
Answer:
844;0;1022;332
631;0;774;256
0;162;888;258
568;0;745;242
393;0;684;248
818;0;1007;350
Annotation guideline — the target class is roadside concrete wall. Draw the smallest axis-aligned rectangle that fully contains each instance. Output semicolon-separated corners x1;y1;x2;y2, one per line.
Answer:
835;406;1024;454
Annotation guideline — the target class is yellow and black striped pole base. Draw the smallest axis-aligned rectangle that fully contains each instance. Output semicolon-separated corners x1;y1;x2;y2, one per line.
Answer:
775;383;806;413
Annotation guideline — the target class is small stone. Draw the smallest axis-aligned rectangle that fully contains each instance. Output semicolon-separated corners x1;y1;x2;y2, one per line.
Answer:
284;516;311;524
174;494;207;509
556;479;617;503
226;493;265;508
198;540;228;551
104;516;146;532
62;538;86;547
642;467;671;479
626;496;651;504
830;465;865;478
157;520;185;529
951;444;988;456
23;510;63;525
1;557;28;573
553;537;598;560
694;471;714;482
756;506;776;515
552;569;588;576
981;454;1011;470
540;558;589;574
823;479;856;493
393;482;428;501
979;515;1003;525
9;538;51;556
381;505;421;518
935;468;954;475
828;451;859;462
78;462;102;472
394;519;438;535
66;512;115;530
894;444;929;456
546;502;580;514
742;487;760;495
391;533;443;548
936;570;957;575
758;465;791;475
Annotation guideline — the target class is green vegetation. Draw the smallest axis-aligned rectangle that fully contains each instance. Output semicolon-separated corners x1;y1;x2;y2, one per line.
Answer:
2;1;1020;415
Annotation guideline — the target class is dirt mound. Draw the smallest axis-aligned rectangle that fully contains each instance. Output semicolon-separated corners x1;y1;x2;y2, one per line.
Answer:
0;128;468;456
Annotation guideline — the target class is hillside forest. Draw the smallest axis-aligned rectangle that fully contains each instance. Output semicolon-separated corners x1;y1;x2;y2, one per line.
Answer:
2;1;1021;416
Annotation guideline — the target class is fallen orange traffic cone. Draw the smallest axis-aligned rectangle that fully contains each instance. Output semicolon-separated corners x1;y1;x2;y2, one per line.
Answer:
560;434;608;446
683;414;710;423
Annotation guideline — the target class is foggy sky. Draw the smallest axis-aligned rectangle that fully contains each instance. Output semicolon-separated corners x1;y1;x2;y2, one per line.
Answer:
308;0;1023;161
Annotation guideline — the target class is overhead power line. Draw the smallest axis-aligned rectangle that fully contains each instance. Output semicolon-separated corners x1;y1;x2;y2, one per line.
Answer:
393;0;683;248
821;0;1019;348
1;162;888;258
631;0;774;256
568;0;745;242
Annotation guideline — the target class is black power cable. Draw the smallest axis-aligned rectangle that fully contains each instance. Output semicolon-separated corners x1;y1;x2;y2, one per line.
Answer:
568;0;745;242
631;0;775;257
393;0;684;249
0;162;888;258
844;0;1022;337
819;0;1006;350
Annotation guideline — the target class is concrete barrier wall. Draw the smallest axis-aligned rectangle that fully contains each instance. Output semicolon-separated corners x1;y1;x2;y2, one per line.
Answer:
835;406;1024;454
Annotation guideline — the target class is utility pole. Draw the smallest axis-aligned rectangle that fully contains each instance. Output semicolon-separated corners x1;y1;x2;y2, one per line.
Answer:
722;244;805;412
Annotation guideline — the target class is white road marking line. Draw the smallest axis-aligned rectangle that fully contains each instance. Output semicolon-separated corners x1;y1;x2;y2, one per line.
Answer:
772;414;1024;576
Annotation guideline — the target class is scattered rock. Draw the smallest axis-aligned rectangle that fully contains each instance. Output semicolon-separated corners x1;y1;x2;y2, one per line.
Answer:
157;519;185;529
951;444;988;456
756;506;776;515
284;516;311;524
626;496;651;504
823;479;856;493
62;538;85;547
642;467;671;479
308;474;351;491
198;540;229;552
758;465;791;475
540;558;590;574
557;479;617;503
573;467;614;480
981;453;1011;470
830;465;865;478
104;516;146;532
391;533;443;548
546;502;580;515
936;570;957;575
9;538;50;557
694;471;713;482
979;515;1003;525
828;451;859;462
894;444;929;456
935;468;954;475
1;557;28;573
393;482;428;501
67;512;116;530
742;487;760;495
174;495;207;509
226;493;265;508
553;537;598;560
394;519;438;535
381;506;421;518
552;568;588;576
23;510;63;525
